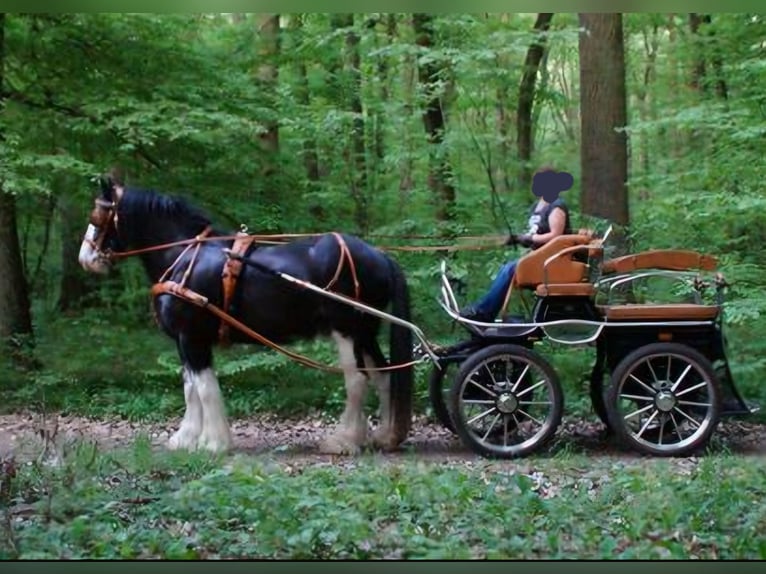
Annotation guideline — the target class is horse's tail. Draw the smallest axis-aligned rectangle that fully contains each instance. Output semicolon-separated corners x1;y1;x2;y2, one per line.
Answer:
386;254;414;444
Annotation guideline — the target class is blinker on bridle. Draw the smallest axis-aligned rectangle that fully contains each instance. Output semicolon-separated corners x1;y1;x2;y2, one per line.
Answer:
87;197;120;262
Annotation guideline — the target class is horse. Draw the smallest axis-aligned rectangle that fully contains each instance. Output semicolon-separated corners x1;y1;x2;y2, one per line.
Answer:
77;175;414;455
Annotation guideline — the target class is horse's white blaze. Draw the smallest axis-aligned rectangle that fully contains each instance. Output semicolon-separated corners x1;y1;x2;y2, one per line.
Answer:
319;332;369;454
78;224;109;274
167;369;203;450
194;368;233;453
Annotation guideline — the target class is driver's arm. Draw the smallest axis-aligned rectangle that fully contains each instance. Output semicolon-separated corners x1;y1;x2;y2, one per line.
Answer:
531;207;566;247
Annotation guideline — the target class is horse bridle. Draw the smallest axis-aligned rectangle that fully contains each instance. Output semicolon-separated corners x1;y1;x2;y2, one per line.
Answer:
85;196;120;263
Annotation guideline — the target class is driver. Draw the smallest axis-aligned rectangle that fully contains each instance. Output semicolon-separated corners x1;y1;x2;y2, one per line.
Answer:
459;166;574;323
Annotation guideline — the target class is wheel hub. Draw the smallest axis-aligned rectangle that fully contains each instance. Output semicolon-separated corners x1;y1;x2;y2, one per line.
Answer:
655;390;677;412
496;392;518;414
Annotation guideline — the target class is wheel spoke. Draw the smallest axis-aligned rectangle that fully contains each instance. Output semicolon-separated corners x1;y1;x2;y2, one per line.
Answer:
670;364;693;392
467;376;497;398
623;403;655;421
462;399;496;405
669;411;683;439
672;406;702;429
516;378;547;398
619;393;654;402
675;381;708;398
467;406;497;426
511;363;531;392
482;363;501;388
516;407;543;426
645;357;661;386
658;415;665;445
628;373;658;396
519;400;552;406
677;400;712;408
481;412;503;441
636;409;659;439
503;416;509;447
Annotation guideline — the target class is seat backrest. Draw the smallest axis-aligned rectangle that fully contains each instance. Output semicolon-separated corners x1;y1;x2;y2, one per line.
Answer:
514;233;595;289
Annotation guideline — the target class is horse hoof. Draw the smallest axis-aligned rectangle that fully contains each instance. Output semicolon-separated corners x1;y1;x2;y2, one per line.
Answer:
197;432;233;454
318;435;363;455
371;428;400;451
168;430;200;451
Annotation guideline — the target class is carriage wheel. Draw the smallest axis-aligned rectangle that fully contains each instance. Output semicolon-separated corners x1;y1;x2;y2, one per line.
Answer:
428;363;457;433
604;342;721;457
449;344;564;459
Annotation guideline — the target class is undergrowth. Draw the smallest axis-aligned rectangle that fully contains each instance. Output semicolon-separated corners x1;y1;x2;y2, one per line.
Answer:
2;440;765;559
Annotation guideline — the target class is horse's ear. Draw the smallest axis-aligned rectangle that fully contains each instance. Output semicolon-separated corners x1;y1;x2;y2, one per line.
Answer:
98;175;115;200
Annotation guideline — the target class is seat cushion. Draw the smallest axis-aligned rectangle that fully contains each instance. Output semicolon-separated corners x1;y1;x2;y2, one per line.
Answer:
535;283;596;297
598;303;720;321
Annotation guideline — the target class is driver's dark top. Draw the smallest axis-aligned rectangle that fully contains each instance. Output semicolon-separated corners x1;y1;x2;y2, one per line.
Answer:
526;198;572;238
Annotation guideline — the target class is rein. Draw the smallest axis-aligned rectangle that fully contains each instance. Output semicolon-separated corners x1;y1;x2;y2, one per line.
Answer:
97;226;424;374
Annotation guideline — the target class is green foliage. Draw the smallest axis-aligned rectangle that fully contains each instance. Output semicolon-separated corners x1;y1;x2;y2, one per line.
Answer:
2;12;766;426
4;444;766;559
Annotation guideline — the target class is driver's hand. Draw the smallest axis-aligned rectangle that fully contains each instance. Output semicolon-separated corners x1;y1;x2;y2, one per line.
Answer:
517;234;534;248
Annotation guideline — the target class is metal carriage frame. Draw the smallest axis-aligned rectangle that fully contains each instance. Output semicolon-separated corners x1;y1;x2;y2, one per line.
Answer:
424;226;758;459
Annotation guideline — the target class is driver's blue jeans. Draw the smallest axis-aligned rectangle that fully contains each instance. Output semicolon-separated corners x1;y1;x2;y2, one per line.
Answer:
471;259;518;318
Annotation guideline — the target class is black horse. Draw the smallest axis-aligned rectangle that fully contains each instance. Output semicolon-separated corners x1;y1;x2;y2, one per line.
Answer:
78;175;414;455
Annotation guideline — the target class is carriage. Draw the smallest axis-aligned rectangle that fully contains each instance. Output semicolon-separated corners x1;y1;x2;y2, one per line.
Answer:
78;176;759;459
426;226;758;458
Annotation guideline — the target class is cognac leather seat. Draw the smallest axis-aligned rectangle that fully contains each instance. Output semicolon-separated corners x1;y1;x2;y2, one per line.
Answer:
597;303;720;321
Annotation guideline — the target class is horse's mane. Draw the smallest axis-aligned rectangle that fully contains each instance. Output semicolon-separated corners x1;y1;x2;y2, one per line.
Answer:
119;187;214;232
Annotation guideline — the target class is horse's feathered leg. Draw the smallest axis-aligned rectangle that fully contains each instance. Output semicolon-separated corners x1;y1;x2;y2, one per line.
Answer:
319;331;370;454
193;367;233;453
167;365;203;450
170;334;232;453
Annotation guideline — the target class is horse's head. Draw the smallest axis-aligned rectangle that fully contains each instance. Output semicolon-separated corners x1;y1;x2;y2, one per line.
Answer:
78;174;125;274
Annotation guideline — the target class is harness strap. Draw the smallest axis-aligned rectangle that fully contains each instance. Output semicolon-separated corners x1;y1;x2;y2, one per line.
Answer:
150;280;421;373
219;231;258;345
325;232;361;300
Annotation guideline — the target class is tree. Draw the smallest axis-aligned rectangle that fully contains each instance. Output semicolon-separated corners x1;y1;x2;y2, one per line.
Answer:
412;13;456;222
578;13;629;232
255;13;281;198
517;13;554;189
0;13;34;346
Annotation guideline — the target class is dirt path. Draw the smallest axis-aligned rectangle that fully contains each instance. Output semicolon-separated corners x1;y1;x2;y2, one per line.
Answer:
2;411;765;469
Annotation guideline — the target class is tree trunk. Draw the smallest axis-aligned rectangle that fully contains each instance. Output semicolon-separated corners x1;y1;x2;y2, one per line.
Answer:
345;17;368;234
688;13;708;93
0;13;34;346
290;15;323;220
331;14;368;234
255;14;280;195
578;13;630;232
412;13;456;222
637;22;659;180
517;13;553;190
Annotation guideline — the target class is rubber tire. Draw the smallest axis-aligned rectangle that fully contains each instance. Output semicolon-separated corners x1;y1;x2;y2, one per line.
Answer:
604;342;721;457
428;363;457;433
449;344;564;459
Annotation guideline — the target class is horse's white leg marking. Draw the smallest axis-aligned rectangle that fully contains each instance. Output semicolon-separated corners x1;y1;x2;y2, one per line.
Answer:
167;367;203;450
194;368;233;453
319;332;369;455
